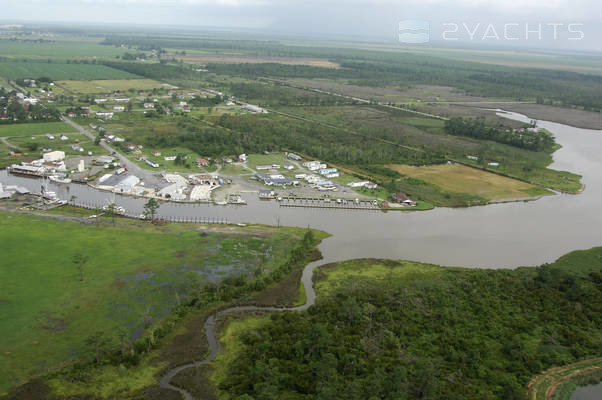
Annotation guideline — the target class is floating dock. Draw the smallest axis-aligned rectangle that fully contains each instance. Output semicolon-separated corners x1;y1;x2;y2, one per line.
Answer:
277;196;380;210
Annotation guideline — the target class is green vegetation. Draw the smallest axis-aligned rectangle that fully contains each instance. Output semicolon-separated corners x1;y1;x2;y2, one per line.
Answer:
0;39;130;60
444;117;555;152
213;248;602;400
0;122;77;137
528;357;602;400
57;79;166;94
0;61;139;81
387;164;551;201
0;210;316;395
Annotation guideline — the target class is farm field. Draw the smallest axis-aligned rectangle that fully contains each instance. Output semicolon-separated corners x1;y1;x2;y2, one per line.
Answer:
387;163;551;200
0;122;77;137
0;39;130;60
58;78;167;94
0;61;140;81
168;52;340;68
0;211;309;395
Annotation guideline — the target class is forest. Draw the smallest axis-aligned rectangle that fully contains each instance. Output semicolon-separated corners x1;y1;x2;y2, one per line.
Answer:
216;249;602;400
444;117;556;151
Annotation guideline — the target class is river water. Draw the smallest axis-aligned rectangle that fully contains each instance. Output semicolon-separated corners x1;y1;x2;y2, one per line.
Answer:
2;111;602;269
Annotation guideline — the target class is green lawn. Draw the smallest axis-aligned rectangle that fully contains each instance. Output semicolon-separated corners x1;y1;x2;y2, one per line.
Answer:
0;61;139;81
246;153;289;171
0;211;307;395
0;122;77;137
7;134;109;158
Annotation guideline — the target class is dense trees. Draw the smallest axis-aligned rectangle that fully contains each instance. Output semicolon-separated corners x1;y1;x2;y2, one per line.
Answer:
217;254;602;400
444;117;556;151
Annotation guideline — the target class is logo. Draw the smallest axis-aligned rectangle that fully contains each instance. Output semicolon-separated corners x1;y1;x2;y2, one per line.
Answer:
399;20;430;44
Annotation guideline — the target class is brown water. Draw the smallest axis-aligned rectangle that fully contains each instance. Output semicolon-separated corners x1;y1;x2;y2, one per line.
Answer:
2;111;602;270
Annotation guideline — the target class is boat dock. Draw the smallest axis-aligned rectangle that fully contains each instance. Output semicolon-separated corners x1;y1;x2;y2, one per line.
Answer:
276;196;381;210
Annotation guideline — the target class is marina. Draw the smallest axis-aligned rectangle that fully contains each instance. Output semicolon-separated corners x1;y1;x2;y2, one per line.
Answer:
2;112;602;268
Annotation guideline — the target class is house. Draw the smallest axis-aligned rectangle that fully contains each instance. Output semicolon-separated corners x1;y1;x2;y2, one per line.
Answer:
348;181;378;189
95;111;114;119
178;101;187;107
145;159;159;168
151;150;162;156
45;134;55;140
392;192;416;207
303;161;327;171
71;144;84;152
60;135;68;141
287;152;302;161
239;154;248;163
243;104;268;114
284;164;294;171
196;158;209;167
143;103;154;109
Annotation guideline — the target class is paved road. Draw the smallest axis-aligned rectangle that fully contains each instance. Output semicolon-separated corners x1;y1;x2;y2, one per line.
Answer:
61;117;162;186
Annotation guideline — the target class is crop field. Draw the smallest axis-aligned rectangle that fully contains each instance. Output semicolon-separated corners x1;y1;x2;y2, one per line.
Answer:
0;38;129;60
0;61;140;81
0;122;77;137
169;52;340;68
0;211;307;394
387;163;550;200
58;78;166;93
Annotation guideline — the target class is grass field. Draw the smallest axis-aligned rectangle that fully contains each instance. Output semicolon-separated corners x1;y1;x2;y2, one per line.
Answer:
7;134;109;158
0;211;307;395
128;146;207;173
58;79;166;93
246;153;290;171
0;39;129;60
0;122;77;137
0;61;140;81
387;163;551;200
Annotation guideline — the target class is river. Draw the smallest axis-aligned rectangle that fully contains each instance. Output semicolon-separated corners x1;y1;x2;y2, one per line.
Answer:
2;111;602;269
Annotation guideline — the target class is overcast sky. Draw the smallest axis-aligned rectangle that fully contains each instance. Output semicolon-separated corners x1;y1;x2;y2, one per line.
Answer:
2;0;602;51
